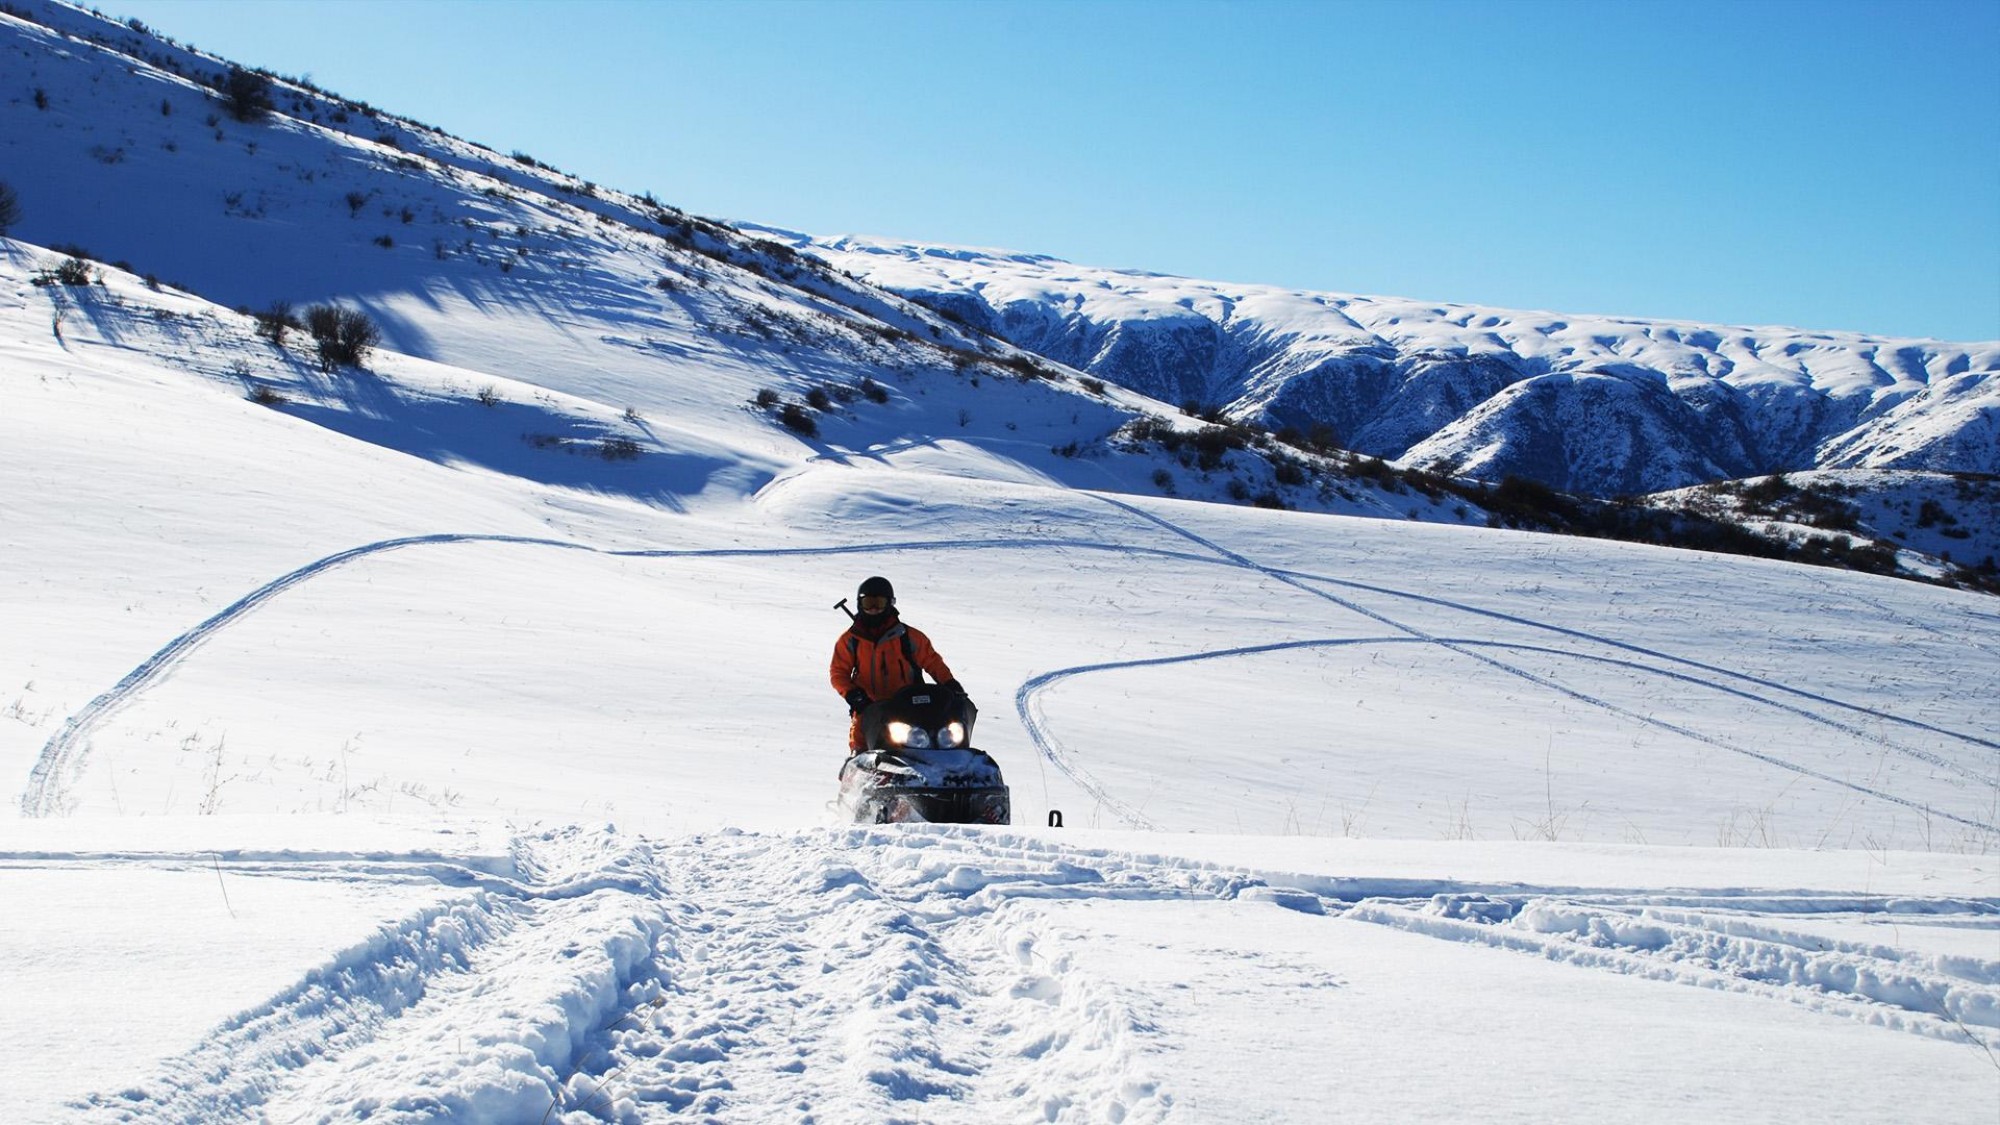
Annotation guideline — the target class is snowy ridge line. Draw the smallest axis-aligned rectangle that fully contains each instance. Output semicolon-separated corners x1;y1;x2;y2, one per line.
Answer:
1278;566;2000;754
1084;495;2000;833
1347;896;2000;1049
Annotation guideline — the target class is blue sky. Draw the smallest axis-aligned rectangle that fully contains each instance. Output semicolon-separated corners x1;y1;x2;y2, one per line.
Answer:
110;0;1998;340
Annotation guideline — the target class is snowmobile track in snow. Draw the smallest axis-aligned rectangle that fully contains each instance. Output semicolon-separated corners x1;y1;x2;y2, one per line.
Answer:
25;505;1998;836
20;530;1203;817
1031;495;2000;833
1017;634;1997;835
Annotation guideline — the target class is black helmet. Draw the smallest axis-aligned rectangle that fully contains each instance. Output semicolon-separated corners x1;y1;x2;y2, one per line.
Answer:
856;576;895;614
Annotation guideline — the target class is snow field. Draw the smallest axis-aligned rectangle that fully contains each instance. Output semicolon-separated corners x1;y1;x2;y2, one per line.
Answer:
9;333;1999;1116
4;6;1998;1117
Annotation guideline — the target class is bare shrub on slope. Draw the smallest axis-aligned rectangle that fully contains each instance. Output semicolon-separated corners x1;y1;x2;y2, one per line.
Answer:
302;304;381;372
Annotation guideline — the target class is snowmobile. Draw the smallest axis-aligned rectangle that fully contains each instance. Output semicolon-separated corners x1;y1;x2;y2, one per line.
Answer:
837;681;1011;825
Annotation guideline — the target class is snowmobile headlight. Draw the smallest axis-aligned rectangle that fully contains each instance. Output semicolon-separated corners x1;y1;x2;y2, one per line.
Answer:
886;721;912;747
937;721;966;749
903;726;932;750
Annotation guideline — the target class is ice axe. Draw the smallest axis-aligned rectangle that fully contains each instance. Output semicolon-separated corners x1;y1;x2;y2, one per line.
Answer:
834;597;856;621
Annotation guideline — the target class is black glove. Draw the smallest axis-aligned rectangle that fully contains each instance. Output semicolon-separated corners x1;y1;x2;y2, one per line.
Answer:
941;679;964;697
845;688;870;712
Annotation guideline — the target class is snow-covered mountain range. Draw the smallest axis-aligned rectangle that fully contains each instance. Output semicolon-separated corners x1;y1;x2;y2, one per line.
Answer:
4;2;1998;1120
764;229;2000;498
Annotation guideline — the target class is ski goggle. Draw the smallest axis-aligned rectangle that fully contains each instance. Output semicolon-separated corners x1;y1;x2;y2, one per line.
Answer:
858;594;892;613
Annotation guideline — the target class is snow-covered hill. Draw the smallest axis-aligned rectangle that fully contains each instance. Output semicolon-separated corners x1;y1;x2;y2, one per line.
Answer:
7;0;1997;592
767;228;2000;497
2;0;1494;530
3;3;1998;1121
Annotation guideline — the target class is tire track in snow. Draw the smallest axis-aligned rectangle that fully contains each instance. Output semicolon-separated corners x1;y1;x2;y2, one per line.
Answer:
956;835;2000;1057
24;533;532;817
1798;567;2000;667
1062;495;1999;834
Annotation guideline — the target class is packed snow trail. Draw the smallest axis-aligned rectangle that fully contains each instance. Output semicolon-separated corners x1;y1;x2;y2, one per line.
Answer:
56;825;2000;1122
531;829;1205;1123
1349;893;2000;1048
67;826;1264;1123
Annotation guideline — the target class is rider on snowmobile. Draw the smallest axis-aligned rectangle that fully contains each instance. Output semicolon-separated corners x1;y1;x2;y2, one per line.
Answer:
830;576;962;753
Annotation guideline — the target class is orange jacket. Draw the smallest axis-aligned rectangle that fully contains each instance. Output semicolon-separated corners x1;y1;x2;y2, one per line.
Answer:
830;617;955;704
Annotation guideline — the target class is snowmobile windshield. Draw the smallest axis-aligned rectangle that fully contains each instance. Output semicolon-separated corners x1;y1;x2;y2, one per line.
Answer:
861;683;978;756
